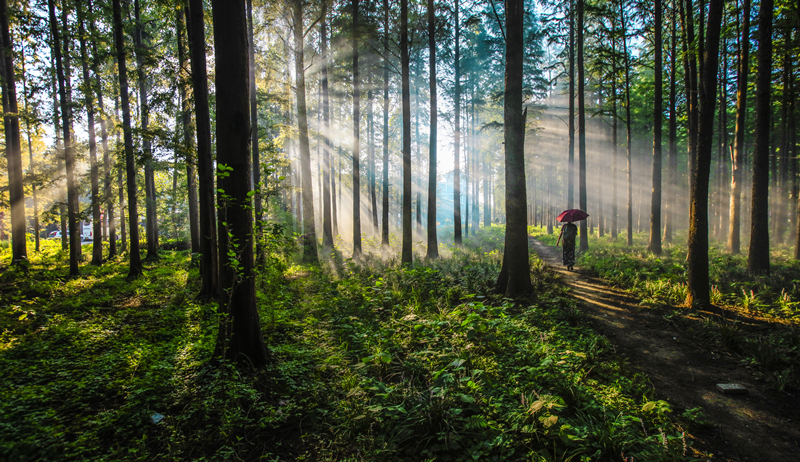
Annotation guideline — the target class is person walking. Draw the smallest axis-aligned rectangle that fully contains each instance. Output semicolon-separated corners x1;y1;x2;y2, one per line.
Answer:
560;221;578;271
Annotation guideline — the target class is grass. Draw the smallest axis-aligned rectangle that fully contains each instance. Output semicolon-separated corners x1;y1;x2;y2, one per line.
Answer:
1;231;697;461
529;225;800;392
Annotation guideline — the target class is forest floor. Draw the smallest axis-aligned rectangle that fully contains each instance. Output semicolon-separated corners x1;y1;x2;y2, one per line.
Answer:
529;237;800;462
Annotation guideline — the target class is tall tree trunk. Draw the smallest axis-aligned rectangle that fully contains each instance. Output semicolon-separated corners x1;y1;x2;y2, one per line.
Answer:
381;0;390;247
111;0;143;277
495;0;531;297
50;48;67;251
321;4;334;249
682;0;699;189
187;0;219;296
1;0;26;263
134;0;159;260
427;0;439;258
747;0;773;274
369;88;378;234
649;0;663;254
484;153;490;227
211;0;269;367
114;83;127;252
401;0;412;263
21;56;38;252
453;0;462;244
775;30;791;244
293;0;318;263
577;0;588;251
50;0;79;275
89;21;116;258
247;0;261;259
177;6;199;253
686;0;724;307
621;2;633;246
352;0;362;257
665;2;677;243
568;0;575;209
77;1;102;265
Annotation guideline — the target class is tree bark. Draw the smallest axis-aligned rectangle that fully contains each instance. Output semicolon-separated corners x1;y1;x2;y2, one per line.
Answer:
111;0;143;277
381;0;390;247
686;0;724;307
352;0;362;258
89;17;116;258
114;82;127;252
621;2;633;247
50;0;80;275
426;0;439;258
78;0;103;265
320;3;334;249
401;0;412;263
1;0;26;264
133;0;158;260
247;0;261;259
747;0;773;274
568;0;575;210
728;0;748;254
187;0;219;296
453;0;462;245
665;2;677;243
21;55;38;252
211;0;269;367
495;0;531;297
293;0;318;263
577;0;588;251
649;0;663;254
177;6;199;253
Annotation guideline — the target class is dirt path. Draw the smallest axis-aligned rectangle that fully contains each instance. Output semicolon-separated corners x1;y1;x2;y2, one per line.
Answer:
529;237;800;462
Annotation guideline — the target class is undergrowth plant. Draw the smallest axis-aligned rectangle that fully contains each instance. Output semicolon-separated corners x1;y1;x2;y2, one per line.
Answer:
1;230;695;461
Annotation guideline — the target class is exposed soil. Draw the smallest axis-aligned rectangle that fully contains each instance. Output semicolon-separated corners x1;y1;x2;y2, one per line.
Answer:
529;237;800;461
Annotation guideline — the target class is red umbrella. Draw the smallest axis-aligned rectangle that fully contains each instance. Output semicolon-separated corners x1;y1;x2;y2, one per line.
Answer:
556;209;589;223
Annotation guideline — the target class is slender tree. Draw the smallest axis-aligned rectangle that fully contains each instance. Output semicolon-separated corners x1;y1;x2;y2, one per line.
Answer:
381;0;390;247
89;19;116;258
50;0;80;275
729;0;749;254
426;0;439;258
747;0;773;274
664;1;677;243
187;0;219;296
177;5;199;253
495;0;531;297
211;0;269;367
77;0;102;265
401;0;412;263
321;3;334;249
352;0;362;257
133;0;158;260
111;0;143;277
648;0;663;254
621;0;633;246
568;0;575;210
1;0;26;263
577;0;588;251
686;0;724;306
453;0;462;244
21;56;38;253
293;0;318;263
247;0;261;256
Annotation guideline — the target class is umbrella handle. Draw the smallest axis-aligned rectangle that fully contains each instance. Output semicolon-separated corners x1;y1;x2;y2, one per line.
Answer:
556;227;564;246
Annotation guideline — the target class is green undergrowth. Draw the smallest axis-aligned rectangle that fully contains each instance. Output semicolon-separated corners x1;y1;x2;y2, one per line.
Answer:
1;234;696;461
530;226;800;392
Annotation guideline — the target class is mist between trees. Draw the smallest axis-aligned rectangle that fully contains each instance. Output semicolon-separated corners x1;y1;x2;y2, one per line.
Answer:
0;0;795;334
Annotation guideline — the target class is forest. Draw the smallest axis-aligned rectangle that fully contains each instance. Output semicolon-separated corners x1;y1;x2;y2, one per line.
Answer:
1;0;799;459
